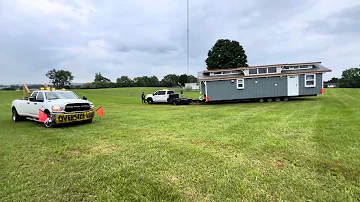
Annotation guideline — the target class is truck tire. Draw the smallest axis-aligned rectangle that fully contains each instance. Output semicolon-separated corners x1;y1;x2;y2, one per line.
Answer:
172;100;178;105
43;111;55;128
147;98;153;104
12;108;23;122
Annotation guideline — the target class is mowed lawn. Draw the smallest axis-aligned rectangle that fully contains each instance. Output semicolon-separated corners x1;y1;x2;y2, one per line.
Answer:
0;88;359;201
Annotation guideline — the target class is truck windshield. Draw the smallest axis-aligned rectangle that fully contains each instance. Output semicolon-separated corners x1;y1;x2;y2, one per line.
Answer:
45;91;80;100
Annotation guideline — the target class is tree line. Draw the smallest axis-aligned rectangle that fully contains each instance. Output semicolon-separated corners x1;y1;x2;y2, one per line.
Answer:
80;73;197;89
325;67;360;88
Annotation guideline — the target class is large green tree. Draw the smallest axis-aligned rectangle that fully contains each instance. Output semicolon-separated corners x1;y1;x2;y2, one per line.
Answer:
339;67;360;88
45;69;74;87
205;39;248;70
178;74;198;86
116;76;133;87
178;74;188;86
161;74;179;87
94;72;111;82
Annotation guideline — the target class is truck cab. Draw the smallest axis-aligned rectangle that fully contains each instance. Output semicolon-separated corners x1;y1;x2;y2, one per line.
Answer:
146;89;175;104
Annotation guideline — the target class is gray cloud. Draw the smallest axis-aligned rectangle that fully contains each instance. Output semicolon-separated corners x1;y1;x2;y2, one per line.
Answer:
1;0;360;84
306;5;360;35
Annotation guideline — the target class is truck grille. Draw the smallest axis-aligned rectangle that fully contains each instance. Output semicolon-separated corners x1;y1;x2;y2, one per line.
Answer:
64;103;90;112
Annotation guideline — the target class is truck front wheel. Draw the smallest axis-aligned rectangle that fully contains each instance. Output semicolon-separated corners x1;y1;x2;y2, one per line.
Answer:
147;98;153;104
43;111;55;128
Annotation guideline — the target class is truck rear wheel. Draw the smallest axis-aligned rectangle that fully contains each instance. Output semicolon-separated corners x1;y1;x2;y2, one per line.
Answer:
12;108;23;122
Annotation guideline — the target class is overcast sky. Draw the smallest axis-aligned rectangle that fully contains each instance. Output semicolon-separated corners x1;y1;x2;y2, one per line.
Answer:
1;0;359;84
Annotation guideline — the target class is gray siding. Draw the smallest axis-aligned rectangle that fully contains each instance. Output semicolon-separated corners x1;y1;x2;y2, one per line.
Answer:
206;76;287;101
299;73;323;95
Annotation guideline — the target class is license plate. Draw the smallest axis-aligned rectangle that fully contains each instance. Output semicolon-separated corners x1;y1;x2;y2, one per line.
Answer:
55;111;94;124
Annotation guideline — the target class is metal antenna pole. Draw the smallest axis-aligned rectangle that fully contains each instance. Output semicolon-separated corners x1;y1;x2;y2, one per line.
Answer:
186;0;189;80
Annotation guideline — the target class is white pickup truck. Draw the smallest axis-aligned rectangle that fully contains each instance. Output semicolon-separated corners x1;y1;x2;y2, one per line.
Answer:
11;89;95;128
146;89;192;105
146;89;175;104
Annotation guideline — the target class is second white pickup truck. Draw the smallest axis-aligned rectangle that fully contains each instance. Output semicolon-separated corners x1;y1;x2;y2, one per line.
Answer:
11;89;95;128
146;89;192;105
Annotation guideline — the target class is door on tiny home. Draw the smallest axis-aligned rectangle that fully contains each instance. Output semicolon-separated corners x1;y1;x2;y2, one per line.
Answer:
287;75;299;96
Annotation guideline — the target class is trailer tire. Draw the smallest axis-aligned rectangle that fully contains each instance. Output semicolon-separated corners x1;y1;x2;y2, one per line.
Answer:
283;97;289;101
275;97;281;102
259;98;264;103
267;98;273;102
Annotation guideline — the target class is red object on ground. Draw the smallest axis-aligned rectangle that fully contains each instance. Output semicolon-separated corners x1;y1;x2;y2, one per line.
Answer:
38;110;48;123
205;96;210;102
96;106;104;117
320;88;325;94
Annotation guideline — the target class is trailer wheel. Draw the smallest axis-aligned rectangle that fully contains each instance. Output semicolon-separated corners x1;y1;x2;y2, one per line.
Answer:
275;98;281;102
283;97;289;101
259;98;264;103
267;98;273;102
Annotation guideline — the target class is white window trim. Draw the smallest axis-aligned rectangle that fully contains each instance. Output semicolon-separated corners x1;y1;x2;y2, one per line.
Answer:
305;74;316;88
282;65;313;70
236;79;244;89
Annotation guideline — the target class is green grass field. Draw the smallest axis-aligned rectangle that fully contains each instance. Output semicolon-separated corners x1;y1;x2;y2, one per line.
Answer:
1;88;359;201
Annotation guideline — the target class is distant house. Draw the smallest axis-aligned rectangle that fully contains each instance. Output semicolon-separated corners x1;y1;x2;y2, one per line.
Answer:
324;82;337;88
184;83;200;91
197;61;332;102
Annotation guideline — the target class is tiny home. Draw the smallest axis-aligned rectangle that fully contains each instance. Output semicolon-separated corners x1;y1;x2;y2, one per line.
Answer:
197;62;332;102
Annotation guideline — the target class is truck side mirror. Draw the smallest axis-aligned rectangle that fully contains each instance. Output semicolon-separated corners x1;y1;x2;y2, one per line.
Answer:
28;96;35;102
82;96;87;100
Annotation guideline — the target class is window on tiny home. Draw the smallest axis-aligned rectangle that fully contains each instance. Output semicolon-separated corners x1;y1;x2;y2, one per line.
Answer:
248;67;278;75
249;69;257;75
236;79;244;89
258;68;267;74
305;74;316;87
268;67;277;73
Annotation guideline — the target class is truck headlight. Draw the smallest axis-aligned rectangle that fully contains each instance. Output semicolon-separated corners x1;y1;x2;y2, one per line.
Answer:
52;105;62;112
90;104;94;110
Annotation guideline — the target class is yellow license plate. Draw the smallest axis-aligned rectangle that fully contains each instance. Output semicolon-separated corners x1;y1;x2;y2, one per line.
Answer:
55;111;94;124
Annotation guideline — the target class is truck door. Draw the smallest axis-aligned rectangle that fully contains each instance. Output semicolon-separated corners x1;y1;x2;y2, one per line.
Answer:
156;90;167;102
29;92;44;116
